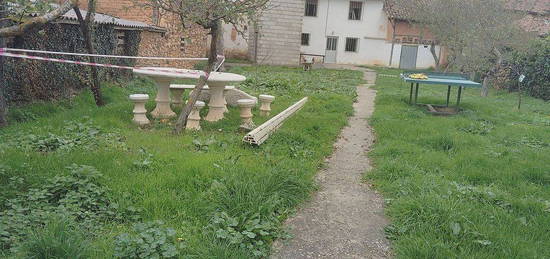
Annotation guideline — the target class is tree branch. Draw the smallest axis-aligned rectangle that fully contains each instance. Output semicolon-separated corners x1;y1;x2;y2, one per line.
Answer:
0;0;77;37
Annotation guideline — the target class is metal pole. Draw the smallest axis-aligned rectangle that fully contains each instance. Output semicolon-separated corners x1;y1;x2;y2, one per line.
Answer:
446;85;451;107
409;82;414;104
414;83;420;105
456;86;463;107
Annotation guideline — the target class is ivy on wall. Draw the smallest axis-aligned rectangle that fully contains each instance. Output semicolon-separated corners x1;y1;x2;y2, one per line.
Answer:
1;22;142;104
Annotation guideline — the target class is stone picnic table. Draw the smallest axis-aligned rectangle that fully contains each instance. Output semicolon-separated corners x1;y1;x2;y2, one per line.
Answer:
132;67;246;121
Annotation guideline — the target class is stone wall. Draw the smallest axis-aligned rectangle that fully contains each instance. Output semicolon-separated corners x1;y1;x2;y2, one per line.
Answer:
79;0;208;68
249;0;305;65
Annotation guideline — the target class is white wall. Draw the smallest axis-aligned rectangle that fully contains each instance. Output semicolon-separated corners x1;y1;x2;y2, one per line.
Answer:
223;23;249;58
301;0;438;69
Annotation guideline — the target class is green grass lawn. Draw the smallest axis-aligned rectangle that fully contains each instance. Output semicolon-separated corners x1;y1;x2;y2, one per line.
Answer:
367;67;550;258
0;66;362;258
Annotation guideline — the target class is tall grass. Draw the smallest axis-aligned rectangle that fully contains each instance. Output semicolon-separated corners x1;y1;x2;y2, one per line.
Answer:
0;66;363;257
367;67;550;258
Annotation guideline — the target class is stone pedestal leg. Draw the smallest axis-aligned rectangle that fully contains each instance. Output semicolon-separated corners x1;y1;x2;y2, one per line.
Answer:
170;88;186;108
186;101;205;130
223;88;230;113
237;99;256;131
151;77;176;118
259;94;275;117
205;82;226;122
129;94;150;126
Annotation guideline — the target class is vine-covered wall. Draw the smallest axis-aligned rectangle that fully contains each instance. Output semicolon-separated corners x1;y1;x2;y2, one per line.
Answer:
0;22;141;104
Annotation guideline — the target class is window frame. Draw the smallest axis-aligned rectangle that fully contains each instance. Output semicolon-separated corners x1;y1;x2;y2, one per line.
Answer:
301;33;310;46
348;1;363;21
304;0;318;17
345;37;359;52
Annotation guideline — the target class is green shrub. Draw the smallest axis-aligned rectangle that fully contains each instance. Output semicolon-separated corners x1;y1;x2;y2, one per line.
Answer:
506;36;550;100
17;216;92;259
209;211;284;257
114;221;182;258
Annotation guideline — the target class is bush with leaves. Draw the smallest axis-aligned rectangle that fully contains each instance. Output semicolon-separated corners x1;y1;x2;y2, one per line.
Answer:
114;221;183;258
504;36;550;100
0;164;140;254
209;211;285;257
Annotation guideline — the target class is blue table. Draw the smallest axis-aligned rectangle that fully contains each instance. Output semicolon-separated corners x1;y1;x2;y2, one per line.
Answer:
401;72;481;107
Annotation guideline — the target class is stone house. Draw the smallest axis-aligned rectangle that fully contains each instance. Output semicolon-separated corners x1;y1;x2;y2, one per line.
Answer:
77;0;209;68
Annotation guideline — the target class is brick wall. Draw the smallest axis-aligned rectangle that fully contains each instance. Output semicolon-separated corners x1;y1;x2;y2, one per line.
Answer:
249;0;305;65
78;0;208;68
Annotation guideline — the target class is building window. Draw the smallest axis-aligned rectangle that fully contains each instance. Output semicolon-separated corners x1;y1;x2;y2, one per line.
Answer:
305;0;318;17
345;38;359;52
348;1;363;20
115;31;127;55
301;33;310;46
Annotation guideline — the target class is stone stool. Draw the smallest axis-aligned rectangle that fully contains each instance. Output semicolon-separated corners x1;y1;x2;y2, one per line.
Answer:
259;95;275;117
129;94;150;126
169;85;187;108
237;99;256;131
186;101;205;130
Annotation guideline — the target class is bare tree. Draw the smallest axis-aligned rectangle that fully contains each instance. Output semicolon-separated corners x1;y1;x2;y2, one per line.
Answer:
139;0;270;133
74;0;104;106
391;0;532;96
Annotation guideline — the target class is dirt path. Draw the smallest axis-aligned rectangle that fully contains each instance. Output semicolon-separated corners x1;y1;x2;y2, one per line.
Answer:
271;68;391;258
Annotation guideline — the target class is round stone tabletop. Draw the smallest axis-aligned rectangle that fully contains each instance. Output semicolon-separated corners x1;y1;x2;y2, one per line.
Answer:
133;67;246;83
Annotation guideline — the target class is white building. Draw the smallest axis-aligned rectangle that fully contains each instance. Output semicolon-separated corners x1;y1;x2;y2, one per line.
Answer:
300;0;441;69
242;0;442;69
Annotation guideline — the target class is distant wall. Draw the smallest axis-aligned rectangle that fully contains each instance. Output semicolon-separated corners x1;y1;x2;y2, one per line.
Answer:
80;0;209;68
249;0;305;65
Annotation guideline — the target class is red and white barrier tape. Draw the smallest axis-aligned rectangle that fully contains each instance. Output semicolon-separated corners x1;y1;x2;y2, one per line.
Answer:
0;47;209;61
0;49;207;76
0;49;226;75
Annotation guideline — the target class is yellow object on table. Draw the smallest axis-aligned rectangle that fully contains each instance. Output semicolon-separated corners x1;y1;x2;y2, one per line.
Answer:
409;73;429;80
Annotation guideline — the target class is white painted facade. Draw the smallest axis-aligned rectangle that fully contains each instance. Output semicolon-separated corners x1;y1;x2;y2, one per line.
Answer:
300;0;439;69
223;23;249;58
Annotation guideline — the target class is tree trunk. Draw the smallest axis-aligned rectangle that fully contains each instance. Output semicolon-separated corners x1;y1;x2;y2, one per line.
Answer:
481;76;490;97
481;48;503;97
430;42;440;71
215;21;225;72
74;2;104;106
174;21;223;134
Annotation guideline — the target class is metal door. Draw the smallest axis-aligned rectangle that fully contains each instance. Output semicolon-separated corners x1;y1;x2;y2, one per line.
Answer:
325;37;338;63
399;45;418;69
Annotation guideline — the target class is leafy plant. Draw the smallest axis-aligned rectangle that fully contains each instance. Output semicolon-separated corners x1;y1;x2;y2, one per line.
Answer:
209;211;284;257
6;119;126;153
114;221;182;258
192;137;217;152
133;148;155;170
0;164;139;253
